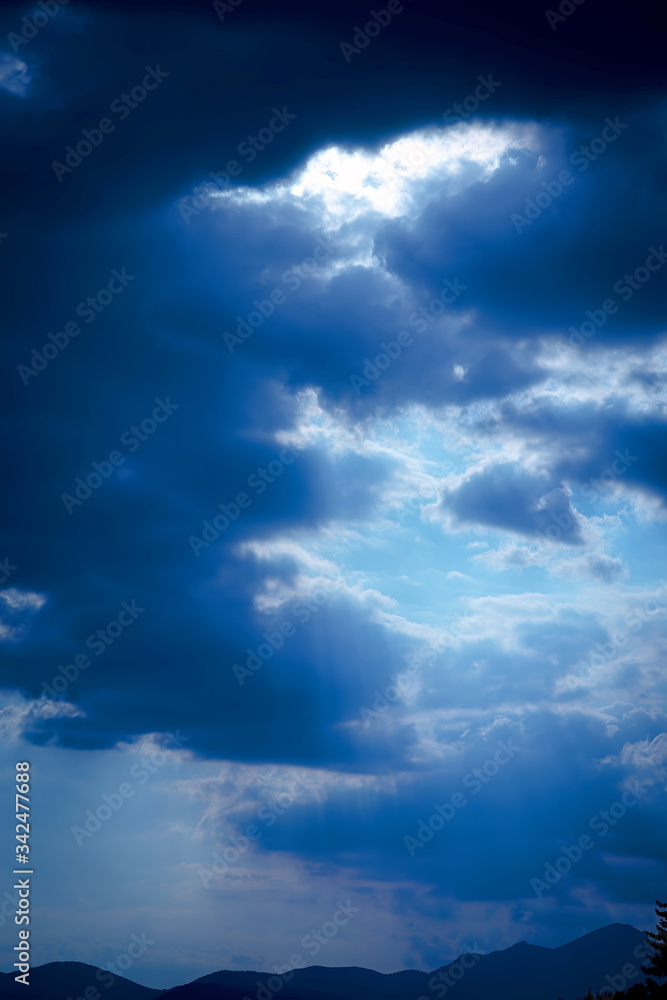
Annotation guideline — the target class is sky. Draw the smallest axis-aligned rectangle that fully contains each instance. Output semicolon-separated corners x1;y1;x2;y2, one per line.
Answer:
1;0;666;989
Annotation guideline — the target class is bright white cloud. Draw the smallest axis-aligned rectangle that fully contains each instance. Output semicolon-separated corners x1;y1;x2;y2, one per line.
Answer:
212;122;542;238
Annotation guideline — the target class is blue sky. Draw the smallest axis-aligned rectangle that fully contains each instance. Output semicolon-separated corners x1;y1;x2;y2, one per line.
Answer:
1;0;666;989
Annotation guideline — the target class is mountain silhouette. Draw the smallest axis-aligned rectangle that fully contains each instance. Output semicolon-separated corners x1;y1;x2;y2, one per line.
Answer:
416;923;649;1000
0;960;162;1000
0;923;648;1000
159;984;347;1000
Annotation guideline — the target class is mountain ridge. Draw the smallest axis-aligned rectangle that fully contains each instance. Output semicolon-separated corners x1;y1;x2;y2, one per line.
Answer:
0;923;649;1000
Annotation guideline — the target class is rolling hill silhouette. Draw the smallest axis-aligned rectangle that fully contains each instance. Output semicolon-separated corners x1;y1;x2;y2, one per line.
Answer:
0;960;162;1000
0;923;648;1000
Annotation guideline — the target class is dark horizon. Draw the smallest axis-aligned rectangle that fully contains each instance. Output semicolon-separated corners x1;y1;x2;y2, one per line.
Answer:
0;922;653;993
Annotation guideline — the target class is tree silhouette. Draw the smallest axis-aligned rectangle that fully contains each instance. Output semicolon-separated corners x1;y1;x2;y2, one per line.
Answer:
638;900;667;1000
642;900;667;980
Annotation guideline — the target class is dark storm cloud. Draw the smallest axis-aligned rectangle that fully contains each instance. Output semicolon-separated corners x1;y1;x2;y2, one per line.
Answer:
375;110;667;342
1;1;666;970
2;9;665;760
202;708;666;907
473;400;667;513
439;466;584;543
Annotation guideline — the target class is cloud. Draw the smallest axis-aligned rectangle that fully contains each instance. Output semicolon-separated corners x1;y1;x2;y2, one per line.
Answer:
2;4;666;973
0;692;82;743
439;466;585;543
211;122;542;233
0;588;46;640
0;52;30;96
601;733;667;789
